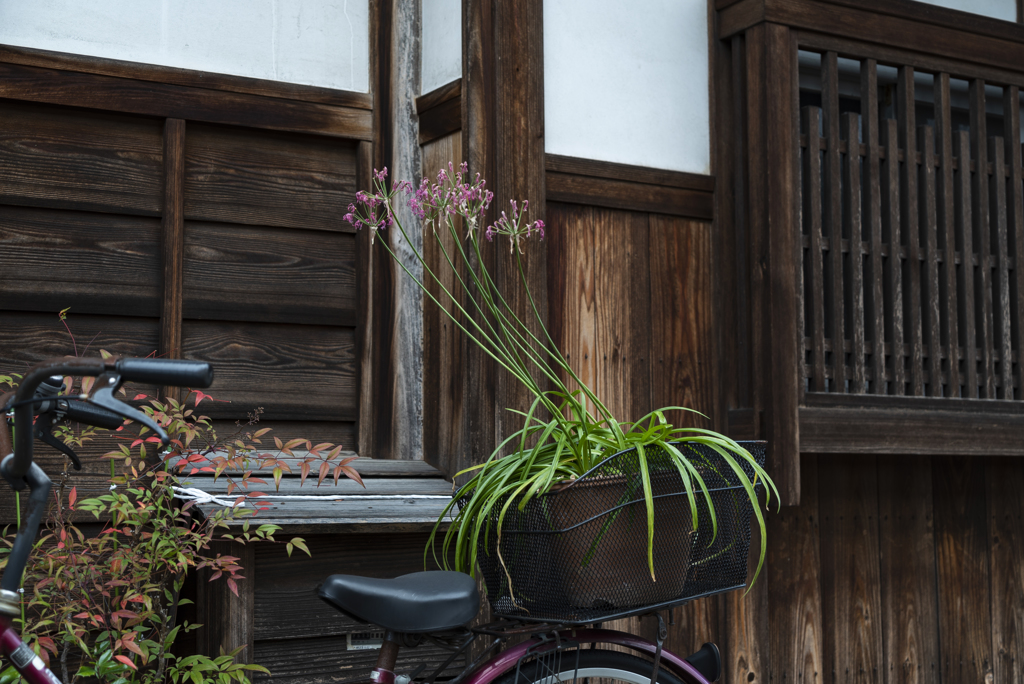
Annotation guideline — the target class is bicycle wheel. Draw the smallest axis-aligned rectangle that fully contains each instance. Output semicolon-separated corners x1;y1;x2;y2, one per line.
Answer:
495;648;693;684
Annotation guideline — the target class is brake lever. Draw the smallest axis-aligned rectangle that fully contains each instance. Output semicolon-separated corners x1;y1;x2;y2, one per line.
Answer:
34;418;82;471
89;373;169;446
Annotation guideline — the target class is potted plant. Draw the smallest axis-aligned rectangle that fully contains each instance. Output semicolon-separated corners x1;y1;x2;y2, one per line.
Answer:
345;164;776;615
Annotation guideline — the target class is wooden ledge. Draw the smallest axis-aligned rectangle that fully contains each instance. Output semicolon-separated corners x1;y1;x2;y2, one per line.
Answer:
417;78;462;145
177;457;454;533
545;154;715;220
730;396;1024;456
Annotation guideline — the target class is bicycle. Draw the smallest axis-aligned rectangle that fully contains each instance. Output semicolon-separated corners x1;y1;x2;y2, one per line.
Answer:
0;356;214;684
1;357;743;684
316;446;767;684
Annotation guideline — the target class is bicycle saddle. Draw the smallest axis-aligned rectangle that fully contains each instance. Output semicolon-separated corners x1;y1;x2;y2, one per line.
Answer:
318;571;479;633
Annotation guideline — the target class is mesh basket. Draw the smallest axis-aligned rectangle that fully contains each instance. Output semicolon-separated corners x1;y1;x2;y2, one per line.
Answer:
471;441;766;624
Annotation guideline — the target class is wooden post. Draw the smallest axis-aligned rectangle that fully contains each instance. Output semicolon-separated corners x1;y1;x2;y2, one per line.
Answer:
746;23;801;505
160;118;185;403
462;0;546;469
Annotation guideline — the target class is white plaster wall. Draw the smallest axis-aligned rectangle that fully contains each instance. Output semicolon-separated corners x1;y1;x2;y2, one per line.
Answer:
544;0;709;174
421;0;461;94
918;0;1015;22
0;0;370;92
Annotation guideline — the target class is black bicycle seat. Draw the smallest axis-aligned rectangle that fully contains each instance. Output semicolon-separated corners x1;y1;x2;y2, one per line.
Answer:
318;571;479;633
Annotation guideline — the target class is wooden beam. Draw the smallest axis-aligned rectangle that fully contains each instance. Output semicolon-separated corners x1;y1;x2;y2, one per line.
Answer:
545;156;714;220
160;119;185;402
720;0;1024;82
417;79;462;144
799;403;1024;455
746;23;801;505
0;43;373;109
0;61;372;140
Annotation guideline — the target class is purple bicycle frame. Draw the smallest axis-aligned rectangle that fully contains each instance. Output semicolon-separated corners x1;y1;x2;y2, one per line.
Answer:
463;629;711;684
0;615;63;684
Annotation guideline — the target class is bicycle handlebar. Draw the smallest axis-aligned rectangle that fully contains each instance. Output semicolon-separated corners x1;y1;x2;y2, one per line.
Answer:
63;399;125;431
115;358;214;388
2;357;214;482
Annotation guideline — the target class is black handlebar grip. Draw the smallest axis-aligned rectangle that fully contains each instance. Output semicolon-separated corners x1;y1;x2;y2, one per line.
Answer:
115;359;214;388
63;400;126;431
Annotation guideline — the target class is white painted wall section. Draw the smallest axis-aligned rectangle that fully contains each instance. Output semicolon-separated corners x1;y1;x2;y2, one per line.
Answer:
917;0;1015;22
0;0;370;92
421;0;461;94
544;0;710;174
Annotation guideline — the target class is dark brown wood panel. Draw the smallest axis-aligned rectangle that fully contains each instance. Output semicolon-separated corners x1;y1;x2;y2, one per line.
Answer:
184;123;358;231
182;222;357;325
0;311;160;374
766;453;823;684
933;456;994;683
0;61;371;140
595;208;653;419
648;216;716;424
421;131;467;474
0;205;161;316
877;455;940;684
180;320;356;421
987;457;1024;684
208;420;357;453
0;99;162;215
818;455;883;683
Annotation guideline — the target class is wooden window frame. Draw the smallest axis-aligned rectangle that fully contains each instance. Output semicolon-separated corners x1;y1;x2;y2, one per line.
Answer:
718;0;1024;505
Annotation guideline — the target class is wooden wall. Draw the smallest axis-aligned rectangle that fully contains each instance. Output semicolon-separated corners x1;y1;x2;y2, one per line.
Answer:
0;48;370;520
751;453;1024;684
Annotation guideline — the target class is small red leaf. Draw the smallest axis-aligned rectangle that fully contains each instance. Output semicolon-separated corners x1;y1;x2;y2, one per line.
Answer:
114;655;137;670
68;486;77;510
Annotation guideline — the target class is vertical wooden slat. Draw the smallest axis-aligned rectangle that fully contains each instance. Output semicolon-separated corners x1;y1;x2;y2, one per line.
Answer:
936;74;961;397
898;67;924;396
955;130;979;398
724;25;770;679
861;60;886;393
970;79;995;398
882;119;905;394
844;113;867;393
822;52;845;392
747;24;769;443
491;0;547;452
990;137;1014;399
767;453;823;684
818;454;883;684
804;106;827;392
732;34;752;410
1005;86;1024;400
920;126;942;396
878;456;941;684
988;457;1024;684
160;118;185;402
765;23;801;503
648;216;721;658
356;139;378;459
933;456;994;683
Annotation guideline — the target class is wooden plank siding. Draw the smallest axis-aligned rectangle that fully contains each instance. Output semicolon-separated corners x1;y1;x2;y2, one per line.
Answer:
0;54;368;520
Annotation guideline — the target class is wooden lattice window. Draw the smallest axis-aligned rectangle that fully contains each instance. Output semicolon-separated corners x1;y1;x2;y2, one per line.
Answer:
798;50;1024;400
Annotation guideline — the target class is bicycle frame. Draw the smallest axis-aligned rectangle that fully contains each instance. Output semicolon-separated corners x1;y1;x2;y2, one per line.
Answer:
466;630;712;684
369;624;714;684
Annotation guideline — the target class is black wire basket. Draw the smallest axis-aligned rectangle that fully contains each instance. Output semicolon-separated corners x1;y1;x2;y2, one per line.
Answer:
471;441;766;624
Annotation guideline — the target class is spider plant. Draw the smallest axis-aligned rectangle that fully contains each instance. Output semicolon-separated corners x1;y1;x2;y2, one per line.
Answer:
344;164;778;588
